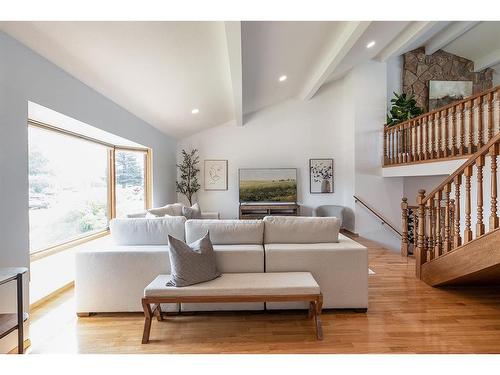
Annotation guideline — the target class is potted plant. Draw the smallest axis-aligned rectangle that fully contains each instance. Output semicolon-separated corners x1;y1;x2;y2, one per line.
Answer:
176;149;200;206
386;92;423;127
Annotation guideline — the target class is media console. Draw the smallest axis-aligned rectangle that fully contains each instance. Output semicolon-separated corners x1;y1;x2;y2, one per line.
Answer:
239;202;300;220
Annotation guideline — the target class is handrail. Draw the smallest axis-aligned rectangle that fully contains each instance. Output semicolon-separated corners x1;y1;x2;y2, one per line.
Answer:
383;85;500;167
385;84;500;131
422;131;500;205
353;195;402;237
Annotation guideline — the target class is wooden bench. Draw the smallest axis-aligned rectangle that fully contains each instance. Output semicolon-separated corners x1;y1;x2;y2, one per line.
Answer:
141;272;323;342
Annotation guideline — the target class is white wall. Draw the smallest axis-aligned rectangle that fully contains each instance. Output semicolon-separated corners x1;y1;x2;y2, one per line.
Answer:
349;61;404;250
0;32;177;352
178;78;355;222
386;55;403;108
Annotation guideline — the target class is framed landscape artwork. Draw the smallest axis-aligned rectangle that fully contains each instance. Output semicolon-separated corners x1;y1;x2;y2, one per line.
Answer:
310;159;334;194
428;80;473;111
204;160;228;190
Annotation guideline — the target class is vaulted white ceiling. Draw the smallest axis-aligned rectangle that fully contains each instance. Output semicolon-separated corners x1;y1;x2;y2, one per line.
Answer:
0;21;498;139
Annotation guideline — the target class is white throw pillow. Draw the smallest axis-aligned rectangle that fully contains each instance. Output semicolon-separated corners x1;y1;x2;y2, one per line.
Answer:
182;203;202;219
147;203;184;217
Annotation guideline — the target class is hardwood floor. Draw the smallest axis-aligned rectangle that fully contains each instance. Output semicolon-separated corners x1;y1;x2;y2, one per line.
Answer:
26;237;500;354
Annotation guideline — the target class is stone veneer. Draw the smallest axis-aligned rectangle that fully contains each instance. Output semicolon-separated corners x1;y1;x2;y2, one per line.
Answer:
403;47;493;112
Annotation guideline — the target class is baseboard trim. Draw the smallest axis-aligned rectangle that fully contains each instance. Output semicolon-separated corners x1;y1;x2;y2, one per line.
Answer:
30;281;74;310
7;339;31;354
340;228;359;237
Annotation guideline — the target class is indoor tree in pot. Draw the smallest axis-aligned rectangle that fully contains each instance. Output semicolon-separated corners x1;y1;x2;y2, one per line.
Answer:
176;149;200;206
386;92;423;127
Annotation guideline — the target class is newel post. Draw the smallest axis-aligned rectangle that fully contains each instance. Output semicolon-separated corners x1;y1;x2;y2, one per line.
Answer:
401;197;409;257
415;189;426;279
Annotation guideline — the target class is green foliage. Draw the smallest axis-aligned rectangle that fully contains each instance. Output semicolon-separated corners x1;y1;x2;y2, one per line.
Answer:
239;180;297;202
386;92;423;127
116;152;143;188
176;149;200;206
63;201;107;233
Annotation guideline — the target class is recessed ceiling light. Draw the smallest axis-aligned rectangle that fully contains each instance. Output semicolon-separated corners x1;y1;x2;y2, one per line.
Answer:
191;108;199;114
366;41;376;49
279;75;287;82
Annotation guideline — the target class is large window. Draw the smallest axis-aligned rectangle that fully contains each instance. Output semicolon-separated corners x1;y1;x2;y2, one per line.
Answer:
115;149;147;218
28;122;151;255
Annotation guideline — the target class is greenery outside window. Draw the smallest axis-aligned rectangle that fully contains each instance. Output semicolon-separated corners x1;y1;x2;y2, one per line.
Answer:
28;121;152;258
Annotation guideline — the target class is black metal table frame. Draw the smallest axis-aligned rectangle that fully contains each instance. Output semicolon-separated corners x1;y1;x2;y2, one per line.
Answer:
0;269;26;354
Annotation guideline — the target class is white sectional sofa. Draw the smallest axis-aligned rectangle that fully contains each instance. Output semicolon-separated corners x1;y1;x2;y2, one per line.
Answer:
75;215;368;315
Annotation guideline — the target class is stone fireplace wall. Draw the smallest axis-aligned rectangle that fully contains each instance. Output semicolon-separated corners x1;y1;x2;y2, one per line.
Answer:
402;47;493;112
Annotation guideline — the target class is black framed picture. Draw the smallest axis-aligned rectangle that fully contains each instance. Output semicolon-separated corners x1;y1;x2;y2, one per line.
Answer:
309;158;334;194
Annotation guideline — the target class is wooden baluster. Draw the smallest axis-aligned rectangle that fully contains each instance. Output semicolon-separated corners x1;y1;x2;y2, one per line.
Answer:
487;93;494;141
497;88;500;133
443;183;451;254
408;121;414;162
424;115;429;160
404;123;409;163
477;96;484;148
490;144;499;231
417;118;423;161
458;102;465;155
392;128;396;164
450;106;457;156
430;113;436;159
416;189;427;278
464;165;473;243
434;191;441;258
427;198;434;258
396;127;401;164
436;110;442;158
384;129;388;165
443;108;449;157
453;175;462;249
449;199;455;248
401;198;409;256
476;154;485;237
467;100;474;154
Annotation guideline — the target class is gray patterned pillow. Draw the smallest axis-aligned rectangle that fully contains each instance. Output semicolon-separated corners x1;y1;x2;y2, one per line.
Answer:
167;231;220;287
182;203;202;219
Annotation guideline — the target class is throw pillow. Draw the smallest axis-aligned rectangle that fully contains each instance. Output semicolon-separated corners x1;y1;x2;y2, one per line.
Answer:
148;203;183;217
167;232;220;287
182;202;202;219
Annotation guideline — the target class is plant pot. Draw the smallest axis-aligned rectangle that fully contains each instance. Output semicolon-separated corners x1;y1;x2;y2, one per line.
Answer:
321;179;331;193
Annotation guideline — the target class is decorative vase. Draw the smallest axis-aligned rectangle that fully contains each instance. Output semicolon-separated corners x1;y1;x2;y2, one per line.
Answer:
321;179;331;193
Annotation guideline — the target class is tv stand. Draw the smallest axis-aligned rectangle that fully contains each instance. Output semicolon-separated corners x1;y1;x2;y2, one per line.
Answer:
239;203;300;220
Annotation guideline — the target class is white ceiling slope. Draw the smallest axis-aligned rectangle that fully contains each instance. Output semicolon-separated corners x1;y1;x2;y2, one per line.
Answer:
0;21;235;138
1;21;499;138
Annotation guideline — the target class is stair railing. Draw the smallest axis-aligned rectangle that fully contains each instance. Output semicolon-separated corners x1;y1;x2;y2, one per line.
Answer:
413;131;500;278
353;195;402;237
384;85;500;166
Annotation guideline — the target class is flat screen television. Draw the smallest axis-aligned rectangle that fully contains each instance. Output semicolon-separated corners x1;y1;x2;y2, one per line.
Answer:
239;168;297;203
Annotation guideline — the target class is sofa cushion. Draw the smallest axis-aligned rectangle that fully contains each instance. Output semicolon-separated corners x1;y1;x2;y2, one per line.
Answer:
212;244;264;273
263;216;340;244
147;203;184;217
109;216;186;245
185;219;264;245
264;234;368;309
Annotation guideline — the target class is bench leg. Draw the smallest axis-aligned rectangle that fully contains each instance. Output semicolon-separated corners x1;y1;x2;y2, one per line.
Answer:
308;302;314;319
142;300;153;344
153;303;164;321
313;295;324;341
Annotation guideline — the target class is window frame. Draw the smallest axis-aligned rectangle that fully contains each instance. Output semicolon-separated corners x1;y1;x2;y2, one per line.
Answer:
28;119;152;261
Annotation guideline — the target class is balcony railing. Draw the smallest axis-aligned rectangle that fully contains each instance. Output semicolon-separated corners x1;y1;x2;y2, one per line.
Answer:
384;86;500;167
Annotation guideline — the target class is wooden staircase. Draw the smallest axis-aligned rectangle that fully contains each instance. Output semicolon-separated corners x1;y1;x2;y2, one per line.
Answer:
398;88;500;286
